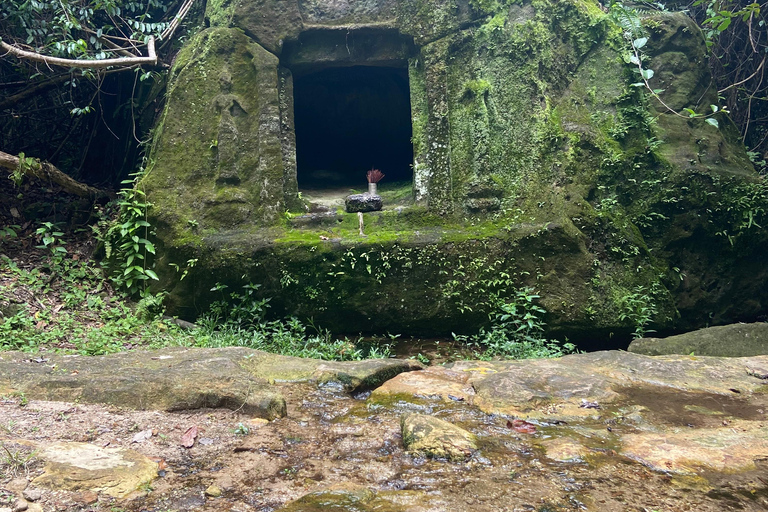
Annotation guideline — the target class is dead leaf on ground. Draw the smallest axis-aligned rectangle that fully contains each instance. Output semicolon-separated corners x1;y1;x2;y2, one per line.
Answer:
150;457;167;471
181;426;198;448
131;429;153;443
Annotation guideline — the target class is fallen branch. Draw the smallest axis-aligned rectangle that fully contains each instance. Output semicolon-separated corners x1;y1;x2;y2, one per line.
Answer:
0;37;157;69
0;150;112;200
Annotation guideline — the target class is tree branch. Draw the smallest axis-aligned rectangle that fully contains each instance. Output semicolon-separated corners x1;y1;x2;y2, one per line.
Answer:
0;150;113;200
0;73;71;111
0;37;157;69
0;65;141;111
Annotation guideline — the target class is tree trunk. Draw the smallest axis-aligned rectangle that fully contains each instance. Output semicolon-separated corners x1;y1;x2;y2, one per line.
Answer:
0;151;112;200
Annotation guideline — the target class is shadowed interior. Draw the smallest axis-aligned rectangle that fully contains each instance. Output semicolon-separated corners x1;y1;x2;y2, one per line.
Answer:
293;65;413;189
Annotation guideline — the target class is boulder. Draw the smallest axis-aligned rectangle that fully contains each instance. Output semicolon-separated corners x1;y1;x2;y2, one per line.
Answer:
400;413;477;461
369;351;768;474
0;348;421;413
628;322;768;357
277;484;438;511
0;348;287;419
141;0;768;340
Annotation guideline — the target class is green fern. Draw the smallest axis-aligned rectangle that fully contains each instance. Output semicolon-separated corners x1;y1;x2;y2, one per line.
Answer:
609;1;646;38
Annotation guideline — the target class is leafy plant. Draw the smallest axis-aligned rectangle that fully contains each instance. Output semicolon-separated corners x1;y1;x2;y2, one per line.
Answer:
455;288;576;360
0;247;184;354
194;284;391;361
0;225;20;239
35;221;68;267
103;171;159;296
0;441;37;477
618;285;659;338
9;152;36;187
610;1;725;127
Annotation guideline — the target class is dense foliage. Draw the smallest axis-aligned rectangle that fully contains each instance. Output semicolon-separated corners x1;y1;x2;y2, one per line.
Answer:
690;0;768;155
0;0;175;59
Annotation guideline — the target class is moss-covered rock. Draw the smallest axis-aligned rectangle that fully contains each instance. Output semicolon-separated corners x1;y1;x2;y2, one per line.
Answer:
401;413;478;460
628;322;768;357
142;0;768;344
143;27;294;245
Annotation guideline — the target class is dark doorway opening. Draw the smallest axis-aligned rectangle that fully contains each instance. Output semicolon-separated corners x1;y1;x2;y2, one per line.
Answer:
293;66;413;189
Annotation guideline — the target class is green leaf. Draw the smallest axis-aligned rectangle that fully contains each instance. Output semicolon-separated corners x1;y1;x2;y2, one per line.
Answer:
641;69;654;80
631;82;645;87
706;118;719;128
144;269;159;280
717;17;731;31
633;37;648;49
710;104;719;112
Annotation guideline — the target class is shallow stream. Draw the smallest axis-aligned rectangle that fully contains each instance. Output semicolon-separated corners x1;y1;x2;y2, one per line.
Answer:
129;381;768;512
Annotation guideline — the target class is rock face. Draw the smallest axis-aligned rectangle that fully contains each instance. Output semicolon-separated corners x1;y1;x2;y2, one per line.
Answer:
629;322;768;357
143;0;768;340
400;413;478;461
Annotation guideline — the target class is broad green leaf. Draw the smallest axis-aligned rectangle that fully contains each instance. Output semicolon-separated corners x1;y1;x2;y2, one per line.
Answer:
144;269;159;280
706;118;719;128
710;104;719;112
718;17;731;31
641;68;654;80
633;37;648;49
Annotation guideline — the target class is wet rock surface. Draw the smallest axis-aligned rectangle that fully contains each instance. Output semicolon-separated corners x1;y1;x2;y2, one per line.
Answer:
629;322;768;357
400;413;477;461
1;349;768;511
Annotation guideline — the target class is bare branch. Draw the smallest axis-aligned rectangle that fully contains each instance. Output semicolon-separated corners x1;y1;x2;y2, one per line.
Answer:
0;37;157;69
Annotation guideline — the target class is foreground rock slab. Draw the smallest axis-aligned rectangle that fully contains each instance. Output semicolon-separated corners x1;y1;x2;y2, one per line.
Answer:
372;351;768;474
33;442;157;498
0;347;420;417
629;322;768;357
2;349;768;511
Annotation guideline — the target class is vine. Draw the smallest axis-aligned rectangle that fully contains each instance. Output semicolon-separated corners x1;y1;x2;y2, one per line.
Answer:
609;1;726;127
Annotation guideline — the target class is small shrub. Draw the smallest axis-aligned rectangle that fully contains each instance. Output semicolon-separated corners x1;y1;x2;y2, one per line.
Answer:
455;287;576;360
192;284;391;361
